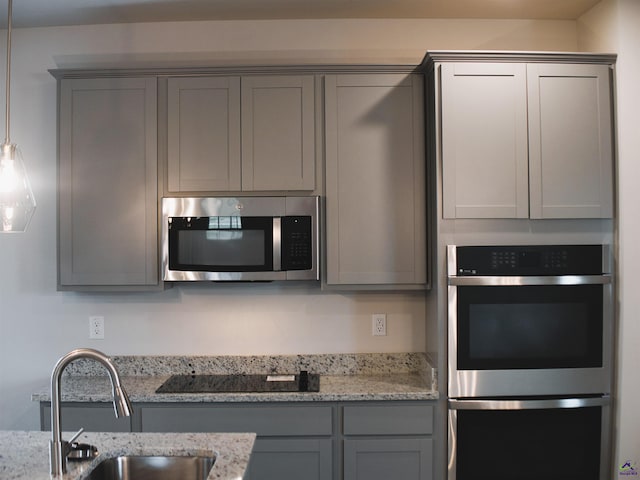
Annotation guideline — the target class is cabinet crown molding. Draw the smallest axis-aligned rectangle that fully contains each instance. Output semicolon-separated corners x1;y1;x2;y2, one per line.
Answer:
422;50;617;69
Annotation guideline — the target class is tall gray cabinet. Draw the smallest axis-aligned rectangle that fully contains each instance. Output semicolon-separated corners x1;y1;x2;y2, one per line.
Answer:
429;52;615;219
57;77;159;289
324;74;427;289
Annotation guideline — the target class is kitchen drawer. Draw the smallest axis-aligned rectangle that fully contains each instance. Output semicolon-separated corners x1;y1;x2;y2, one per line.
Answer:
342;403;433;435
40;403;132;432
140;404;334;436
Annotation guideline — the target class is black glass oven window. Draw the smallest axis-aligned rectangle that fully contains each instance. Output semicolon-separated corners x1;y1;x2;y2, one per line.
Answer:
168;216;272;271
458;285;603;369
177;230;265;266
456;406;602;480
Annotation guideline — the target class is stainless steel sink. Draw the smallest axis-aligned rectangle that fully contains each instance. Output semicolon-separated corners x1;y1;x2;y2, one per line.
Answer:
83;455;216;480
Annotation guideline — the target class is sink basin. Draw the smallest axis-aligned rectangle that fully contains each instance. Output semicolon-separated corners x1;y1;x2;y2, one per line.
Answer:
83;455;216;480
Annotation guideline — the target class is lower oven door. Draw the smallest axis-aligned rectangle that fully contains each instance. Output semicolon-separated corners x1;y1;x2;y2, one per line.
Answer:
448;396;611;480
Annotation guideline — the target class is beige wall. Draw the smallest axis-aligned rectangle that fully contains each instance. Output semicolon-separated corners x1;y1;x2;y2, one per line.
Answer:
579;0;640;476
0;17;579;430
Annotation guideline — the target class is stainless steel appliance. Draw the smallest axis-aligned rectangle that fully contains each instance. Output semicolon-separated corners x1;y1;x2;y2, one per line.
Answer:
447;244;613;398
162;196;319;282
447;244;613;480
448;396;611;480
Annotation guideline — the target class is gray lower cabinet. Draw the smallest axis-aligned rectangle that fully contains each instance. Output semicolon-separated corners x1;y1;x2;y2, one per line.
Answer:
342;404;433;480
324;73;427;289
57;76;159;290
139;404;334;480
39;401;434;480
40;403;133;432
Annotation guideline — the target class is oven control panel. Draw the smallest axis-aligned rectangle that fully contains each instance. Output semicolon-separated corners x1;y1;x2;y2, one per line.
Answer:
454;245;605;276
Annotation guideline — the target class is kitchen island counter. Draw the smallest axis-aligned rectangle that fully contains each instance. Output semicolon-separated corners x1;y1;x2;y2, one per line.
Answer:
0;430;255;480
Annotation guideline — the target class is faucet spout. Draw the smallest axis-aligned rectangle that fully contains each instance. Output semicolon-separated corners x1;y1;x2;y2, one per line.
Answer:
49;348;132;476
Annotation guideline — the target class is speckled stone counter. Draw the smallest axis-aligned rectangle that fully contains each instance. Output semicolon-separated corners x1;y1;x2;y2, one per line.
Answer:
0;430;255;480
32;353;438;403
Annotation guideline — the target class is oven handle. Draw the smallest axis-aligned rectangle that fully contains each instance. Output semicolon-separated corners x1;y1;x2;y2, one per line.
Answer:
448;274;612;286
449;395;610;410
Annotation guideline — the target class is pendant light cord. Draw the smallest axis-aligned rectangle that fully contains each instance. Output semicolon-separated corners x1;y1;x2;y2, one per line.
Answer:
4;0;12;145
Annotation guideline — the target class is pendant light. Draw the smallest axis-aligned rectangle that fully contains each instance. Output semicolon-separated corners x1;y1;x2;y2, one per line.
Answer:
0;0;35;232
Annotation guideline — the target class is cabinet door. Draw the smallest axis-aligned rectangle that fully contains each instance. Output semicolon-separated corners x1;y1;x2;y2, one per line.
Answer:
527;63;614;219
325;74;426;287
344;438;433;480
167;76;241;192
241;75;315;191
58;77;158;288
246;438;333;480
440;62;529;218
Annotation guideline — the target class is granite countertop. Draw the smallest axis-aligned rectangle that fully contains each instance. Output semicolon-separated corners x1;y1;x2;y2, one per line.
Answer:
32;353;438;403
0;430;255;480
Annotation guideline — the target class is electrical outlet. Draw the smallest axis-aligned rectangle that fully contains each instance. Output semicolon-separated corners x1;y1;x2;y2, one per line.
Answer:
372;313;387;336
89;316;105;339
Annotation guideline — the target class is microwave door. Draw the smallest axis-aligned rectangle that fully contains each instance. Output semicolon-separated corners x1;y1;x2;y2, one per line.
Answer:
166;216;282;281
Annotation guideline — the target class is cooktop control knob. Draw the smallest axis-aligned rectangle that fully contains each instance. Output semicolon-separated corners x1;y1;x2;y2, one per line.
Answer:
298;370;309;392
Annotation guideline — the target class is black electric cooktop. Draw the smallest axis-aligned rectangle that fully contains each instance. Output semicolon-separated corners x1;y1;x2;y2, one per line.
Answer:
156;371;319;394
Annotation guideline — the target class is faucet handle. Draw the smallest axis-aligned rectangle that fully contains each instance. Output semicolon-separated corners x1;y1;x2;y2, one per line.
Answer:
68;428;84;445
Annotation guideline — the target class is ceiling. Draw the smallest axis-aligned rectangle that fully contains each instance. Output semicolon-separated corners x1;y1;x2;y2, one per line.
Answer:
2;0;601;29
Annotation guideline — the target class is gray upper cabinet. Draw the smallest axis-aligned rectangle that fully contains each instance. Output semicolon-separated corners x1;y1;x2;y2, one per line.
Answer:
58;77;159;289
440;62;529;219
527;63;614;219
167;74;315;194
241;75;316;191
324;74;427;289
438;58;614;219
167;76;241;192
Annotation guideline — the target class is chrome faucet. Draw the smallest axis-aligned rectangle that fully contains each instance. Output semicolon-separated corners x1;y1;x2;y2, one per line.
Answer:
49;348;132;476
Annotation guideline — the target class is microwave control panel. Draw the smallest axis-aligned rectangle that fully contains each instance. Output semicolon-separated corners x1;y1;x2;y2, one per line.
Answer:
281;216;313;271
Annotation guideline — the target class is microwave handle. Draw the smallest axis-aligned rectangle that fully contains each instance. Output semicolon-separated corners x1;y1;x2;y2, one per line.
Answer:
273;217;282;271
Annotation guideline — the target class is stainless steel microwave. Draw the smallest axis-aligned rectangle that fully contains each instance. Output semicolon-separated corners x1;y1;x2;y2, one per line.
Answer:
162;196;319;282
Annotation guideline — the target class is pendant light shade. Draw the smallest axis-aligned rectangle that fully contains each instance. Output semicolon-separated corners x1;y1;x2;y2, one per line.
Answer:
1;142;35;231
0;0;36;232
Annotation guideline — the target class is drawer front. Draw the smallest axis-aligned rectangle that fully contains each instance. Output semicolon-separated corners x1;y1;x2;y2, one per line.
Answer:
343;403;433;435
41;404;132;432
141;404;334;436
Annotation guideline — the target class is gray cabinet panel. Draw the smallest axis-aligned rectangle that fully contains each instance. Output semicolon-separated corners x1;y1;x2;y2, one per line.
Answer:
167;75;315;193
527;63;614;218
343;438;433;480
241;75;316;191
40;403;132;432
343;404;433;435
140;404;333;436
58;77;158;288
440;63;529;219
325;73;426;288
438;57;614;220
167;76;241;192
247;438;333;480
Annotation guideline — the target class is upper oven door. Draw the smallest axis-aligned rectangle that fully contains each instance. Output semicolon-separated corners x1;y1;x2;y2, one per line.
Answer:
447;245;613;398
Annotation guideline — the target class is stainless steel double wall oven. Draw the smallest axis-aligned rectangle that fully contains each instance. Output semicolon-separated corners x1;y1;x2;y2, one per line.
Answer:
447;244;613;480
